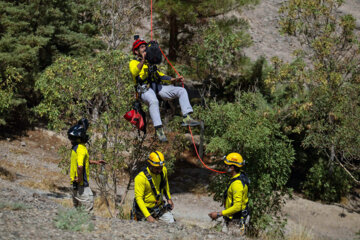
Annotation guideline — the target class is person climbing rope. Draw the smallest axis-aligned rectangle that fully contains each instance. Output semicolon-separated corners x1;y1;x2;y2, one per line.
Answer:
68;118;106;212
129;36;200;142
131;151;175;223
208;152;250;236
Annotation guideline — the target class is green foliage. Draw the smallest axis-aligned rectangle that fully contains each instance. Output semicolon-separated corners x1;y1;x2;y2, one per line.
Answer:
200;92;295;234
54;207;94;232
0;0;104;126
303;158;351;202
271;0;360;199
0;201;29;210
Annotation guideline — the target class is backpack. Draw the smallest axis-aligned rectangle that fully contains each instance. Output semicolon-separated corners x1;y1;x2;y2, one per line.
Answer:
145;41;162;65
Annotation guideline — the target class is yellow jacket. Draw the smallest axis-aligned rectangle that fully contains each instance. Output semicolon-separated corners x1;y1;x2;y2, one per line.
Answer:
129;59;171;85
69;144;89;186
222;173;248;218
134;167;171;218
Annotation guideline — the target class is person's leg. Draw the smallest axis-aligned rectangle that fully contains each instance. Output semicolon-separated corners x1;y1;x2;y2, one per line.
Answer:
141;88;162;127
158;211;175;223
73;186;94;212
72;189;79;208
158;85;193;116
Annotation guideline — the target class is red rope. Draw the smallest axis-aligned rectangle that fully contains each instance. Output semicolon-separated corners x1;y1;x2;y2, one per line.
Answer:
150;0;153;41
150;0;224;174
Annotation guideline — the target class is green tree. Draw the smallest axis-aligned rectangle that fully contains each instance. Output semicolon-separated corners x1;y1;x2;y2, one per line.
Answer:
153;0;257;61
35;50;134;215
0;0;103;126
265;0;360;200
198;92;295;235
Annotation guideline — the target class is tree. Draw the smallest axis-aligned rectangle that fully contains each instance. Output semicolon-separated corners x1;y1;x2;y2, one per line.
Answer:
97;0;146;50
265;0;360;200
0;0;104;126
198;92;295;235
153;0;257;61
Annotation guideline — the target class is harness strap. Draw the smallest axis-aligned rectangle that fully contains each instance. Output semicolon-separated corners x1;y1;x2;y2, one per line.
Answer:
223;172;250;207
143;168;168;202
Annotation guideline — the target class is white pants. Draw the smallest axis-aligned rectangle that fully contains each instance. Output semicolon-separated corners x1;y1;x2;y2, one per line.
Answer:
158;211;175;223
72;186;94;212
141;84;193;127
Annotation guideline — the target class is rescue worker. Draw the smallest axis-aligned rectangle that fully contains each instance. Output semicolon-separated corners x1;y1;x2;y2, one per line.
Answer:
129;37;200;142
132;151;175;223
208;152;250;236
68;118;106;212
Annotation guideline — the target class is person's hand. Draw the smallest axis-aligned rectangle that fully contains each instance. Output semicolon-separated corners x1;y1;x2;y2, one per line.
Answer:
141;51;146;60
167;199;174;210
97;160;106;165
74;177;79;183
171;76;184;83
146;216;156;223
208;211;220;220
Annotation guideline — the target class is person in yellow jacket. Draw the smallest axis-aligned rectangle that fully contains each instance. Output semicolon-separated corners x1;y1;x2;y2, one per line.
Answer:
68;118;105;212
129;37;200;142
208;152;250;236
132;151;175;223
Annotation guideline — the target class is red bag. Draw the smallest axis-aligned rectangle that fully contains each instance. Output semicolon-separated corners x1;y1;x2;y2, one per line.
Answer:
123;101;146;133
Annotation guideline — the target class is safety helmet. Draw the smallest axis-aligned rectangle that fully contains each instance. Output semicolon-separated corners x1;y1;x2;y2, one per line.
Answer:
67;118;89;143
148;151;165;167
132;39;147;54
223;152;245;168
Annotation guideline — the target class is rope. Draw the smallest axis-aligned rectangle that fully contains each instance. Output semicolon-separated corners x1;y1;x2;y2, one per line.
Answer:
150;0;153;41
150;0;225;174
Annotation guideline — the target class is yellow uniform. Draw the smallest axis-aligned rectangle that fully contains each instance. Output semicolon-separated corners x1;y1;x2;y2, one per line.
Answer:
129;59;171;85
134;167;171;218
222;173;249;218
69;143;90;186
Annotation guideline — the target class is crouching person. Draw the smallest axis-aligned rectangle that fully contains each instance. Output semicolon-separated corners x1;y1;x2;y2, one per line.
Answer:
131;151;175;223
208;153;250;236
68;118;106;212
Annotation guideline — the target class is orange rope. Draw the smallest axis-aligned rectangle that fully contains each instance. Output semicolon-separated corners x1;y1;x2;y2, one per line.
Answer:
150;1;225;174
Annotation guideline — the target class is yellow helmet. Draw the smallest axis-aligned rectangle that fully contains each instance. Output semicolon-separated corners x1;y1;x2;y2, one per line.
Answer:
224;152;245;168
148;151;165;167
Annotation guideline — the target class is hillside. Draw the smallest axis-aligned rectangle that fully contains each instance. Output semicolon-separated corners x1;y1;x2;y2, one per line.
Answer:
1;129;359;239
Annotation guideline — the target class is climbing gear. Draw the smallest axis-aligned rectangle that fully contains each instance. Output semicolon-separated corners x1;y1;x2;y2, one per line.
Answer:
223;152;245;168
130;167;170;221
146;41;162;65
155;127;167;142
181;114;201;127
223;172;251;226
148;151;165;167
123;101;147;135
132;38;147;54
67;118;89;143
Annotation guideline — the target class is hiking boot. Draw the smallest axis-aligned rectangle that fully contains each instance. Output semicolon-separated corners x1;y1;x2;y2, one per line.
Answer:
156;127;168;142
181;115;200;127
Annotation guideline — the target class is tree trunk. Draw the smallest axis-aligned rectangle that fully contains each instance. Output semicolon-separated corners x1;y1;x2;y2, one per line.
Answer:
168;13;178;62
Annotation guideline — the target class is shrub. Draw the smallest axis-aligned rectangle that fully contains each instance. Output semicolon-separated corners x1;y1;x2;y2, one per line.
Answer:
54;207;94;232
199;92;295;235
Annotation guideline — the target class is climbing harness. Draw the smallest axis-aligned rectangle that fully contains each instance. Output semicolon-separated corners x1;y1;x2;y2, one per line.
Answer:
130;168;170;220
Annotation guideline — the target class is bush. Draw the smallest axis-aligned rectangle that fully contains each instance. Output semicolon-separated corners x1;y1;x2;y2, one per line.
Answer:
54;207;94;232
302;158;352;202
199;92;295;235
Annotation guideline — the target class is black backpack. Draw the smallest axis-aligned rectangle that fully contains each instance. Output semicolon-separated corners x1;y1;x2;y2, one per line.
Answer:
146;41;162;65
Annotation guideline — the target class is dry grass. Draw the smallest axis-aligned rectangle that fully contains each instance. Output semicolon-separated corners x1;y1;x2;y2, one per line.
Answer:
286;225;314;240
9;148;29;155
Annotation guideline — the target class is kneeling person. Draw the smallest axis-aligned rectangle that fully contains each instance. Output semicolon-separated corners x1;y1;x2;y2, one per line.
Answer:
132;151;174;223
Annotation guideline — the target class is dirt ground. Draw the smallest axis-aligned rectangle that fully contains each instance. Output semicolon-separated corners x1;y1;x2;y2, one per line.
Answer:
1;129;359;240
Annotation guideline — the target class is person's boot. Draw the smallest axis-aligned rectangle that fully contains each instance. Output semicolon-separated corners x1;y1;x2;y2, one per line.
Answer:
155;127;168;142
181;114;200;127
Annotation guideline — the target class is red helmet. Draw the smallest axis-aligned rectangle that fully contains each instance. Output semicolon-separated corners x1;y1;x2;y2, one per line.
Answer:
132;39;147;54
